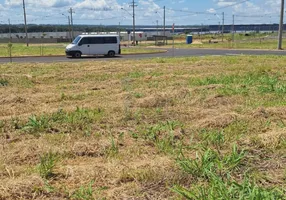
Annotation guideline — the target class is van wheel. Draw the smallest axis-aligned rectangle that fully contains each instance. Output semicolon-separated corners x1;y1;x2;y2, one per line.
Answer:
108;51;115;57
74;52;82;58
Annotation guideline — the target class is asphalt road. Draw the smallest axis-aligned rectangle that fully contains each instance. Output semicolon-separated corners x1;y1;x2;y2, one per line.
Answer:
0;48;286;63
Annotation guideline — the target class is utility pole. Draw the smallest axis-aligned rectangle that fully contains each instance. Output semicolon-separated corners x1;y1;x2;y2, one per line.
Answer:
278;0;284;50
62;13;71;41
156;20;159;36
130;0;137;46
22;0;28;46
163;6;166;37
232;15;235;42
69;8;75;39
222;12;224;42
201;23;203;41
68;16;71;41
118;22;121;38
8;19;11;43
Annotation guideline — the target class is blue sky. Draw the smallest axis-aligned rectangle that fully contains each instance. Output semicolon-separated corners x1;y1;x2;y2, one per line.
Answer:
0;0;283;25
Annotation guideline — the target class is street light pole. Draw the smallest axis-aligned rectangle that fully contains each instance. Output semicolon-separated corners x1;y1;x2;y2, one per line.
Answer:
222;12;224;42
232;15;235;42
62;14;71;42
131;0;137;46
157;20;159;36
22;0;29;46
278;0;285;50
8;19;11;43
163;6;166;37
68;16;71;41
121;8;134;46
69;8;75;39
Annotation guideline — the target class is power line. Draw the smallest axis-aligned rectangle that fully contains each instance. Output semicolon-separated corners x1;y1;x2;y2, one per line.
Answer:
215;0;249;11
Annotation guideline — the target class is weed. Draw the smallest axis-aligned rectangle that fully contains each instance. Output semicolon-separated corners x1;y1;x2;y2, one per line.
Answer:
155;108;162;114
223;144;245;171
140;121;182;154
23;115;50;134
60;93;66;100
129;131;139;139
177;149;218;179
0;120;4;129
172;174;284;200
200;129;225;151
10;117;22;130
148;80;159;88
133;92;143;98
0;78;8;86
190;71;286;97
155;131;177;154
71;180;94;200
22;107;103;135
128;71;145;79
43;180;55;193
105;135;119;157
38;151;59;179
177;143;246;178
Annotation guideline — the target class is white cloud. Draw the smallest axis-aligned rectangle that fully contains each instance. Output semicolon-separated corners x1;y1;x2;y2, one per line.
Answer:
207;8;216;13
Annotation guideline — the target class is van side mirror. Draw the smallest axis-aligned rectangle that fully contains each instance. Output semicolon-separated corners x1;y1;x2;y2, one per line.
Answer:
78;42;82;46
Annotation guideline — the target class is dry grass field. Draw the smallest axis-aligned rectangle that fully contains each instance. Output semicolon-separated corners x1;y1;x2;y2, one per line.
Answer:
0;56;286;199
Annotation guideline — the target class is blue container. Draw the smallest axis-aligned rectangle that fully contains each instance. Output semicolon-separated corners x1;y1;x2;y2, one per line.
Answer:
186;35;193;44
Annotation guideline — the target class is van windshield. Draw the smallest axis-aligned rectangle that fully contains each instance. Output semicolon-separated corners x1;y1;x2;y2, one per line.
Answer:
72;36;81;44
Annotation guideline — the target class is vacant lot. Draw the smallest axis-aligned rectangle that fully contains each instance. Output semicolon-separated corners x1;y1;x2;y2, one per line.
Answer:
141;38;286;50
0;56;286;199
140;33;286;50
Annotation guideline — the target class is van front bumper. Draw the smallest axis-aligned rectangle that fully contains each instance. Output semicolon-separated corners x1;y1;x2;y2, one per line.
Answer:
65;50;74;56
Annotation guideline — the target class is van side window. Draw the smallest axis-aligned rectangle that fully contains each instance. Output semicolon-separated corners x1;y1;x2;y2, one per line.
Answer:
79;37;91;45
104;37;117;44
91;37;104;44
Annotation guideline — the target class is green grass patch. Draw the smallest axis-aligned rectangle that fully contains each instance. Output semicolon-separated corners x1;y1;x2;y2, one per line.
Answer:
22;107;103;135
0;78;8;86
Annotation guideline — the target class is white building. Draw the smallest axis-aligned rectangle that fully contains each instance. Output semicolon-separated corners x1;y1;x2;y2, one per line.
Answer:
0;31;172;41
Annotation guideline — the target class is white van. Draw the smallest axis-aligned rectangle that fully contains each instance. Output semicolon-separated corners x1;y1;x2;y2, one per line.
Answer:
65;35;121;58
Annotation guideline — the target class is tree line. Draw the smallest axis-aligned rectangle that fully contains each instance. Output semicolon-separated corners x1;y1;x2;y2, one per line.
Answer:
0;24;122;33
